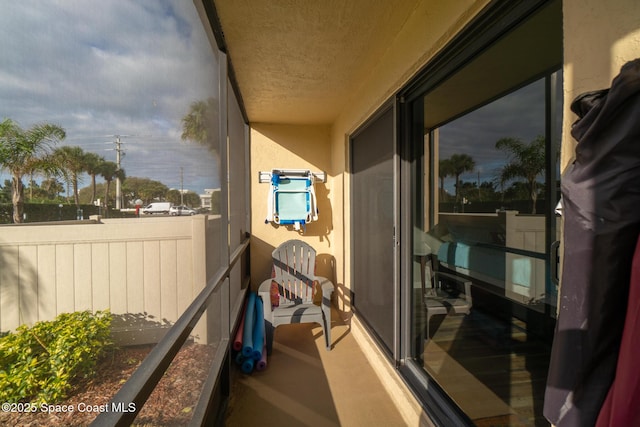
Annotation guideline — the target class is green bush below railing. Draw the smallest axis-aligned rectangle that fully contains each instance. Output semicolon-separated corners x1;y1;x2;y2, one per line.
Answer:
0;310;114;404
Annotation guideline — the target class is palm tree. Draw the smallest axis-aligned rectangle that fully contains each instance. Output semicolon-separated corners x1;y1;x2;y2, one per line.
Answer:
181;100;208;143
448;153;475;204
0;180;11;203
495;136;545;214
181;97;218;150
53;146;86;207
83;152;105;204
0;119;66;223
99;161;125;209
438;158;454;199
41;177;64;200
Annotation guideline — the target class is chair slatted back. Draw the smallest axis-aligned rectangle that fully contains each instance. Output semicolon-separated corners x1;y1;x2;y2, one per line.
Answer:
272;240;316;305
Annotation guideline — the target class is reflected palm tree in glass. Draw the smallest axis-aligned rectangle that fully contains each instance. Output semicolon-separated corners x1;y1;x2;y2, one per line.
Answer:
496;136;545;214
449;153;476;207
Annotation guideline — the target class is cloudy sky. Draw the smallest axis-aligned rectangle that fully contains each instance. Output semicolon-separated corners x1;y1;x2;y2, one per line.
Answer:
438;77;556;193
0;0;221;196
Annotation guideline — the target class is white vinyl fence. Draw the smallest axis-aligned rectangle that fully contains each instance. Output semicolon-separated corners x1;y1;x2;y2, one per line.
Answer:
0;215;222;345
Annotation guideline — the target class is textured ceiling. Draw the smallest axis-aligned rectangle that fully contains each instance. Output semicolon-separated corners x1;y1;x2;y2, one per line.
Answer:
212;0;420;124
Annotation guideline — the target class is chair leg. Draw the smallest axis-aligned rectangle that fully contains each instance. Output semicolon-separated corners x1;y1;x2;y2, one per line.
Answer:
322;305;332;351
323;317;331;351
265;321;274;355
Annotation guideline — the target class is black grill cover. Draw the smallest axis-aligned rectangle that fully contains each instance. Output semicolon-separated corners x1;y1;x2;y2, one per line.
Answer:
544;58;640;426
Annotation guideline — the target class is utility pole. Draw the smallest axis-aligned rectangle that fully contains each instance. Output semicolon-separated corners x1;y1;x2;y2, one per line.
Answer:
114;136;125;210
180;167;184;206
105;134;129;210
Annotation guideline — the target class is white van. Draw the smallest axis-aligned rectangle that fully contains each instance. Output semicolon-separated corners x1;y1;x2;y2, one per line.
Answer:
142;202;172;215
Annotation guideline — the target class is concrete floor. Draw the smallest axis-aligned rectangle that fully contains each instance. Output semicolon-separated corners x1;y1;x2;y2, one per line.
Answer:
225;309;409;427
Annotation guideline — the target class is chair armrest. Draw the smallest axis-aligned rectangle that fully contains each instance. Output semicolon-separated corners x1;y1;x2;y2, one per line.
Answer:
315;276;334;294
258;278;275;319
315;276;334;308
258;278;274;294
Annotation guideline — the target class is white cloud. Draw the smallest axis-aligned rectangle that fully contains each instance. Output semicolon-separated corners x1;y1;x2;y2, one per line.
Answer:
0;0;220;195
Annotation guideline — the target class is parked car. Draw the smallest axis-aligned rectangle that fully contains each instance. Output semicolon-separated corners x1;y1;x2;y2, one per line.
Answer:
142;202;172;215
169;205;197;216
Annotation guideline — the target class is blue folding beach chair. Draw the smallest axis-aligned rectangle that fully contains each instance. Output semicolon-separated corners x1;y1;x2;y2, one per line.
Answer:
265;169;318;230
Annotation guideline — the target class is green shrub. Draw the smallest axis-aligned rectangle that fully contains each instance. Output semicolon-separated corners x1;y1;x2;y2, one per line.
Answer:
0;310;113;404
0;202;136;224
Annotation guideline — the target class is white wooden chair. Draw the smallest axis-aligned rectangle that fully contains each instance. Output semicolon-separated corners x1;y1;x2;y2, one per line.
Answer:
258;240;334;352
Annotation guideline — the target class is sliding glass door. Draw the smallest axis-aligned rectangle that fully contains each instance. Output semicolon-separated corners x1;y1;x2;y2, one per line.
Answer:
402;1;562;425
351;105;396;354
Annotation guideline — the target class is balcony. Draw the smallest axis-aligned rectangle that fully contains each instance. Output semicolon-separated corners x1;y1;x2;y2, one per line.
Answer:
0;216;420;426
225;307;410;427
3;0;605;425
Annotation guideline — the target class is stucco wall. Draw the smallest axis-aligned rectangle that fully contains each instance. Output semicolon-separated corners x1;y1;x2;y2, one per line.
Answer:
561;0;640;170
250;124;334;288
247;1;490;309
